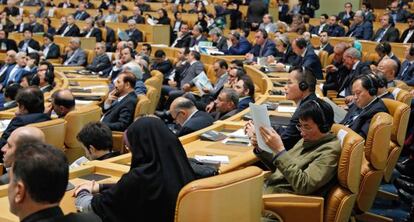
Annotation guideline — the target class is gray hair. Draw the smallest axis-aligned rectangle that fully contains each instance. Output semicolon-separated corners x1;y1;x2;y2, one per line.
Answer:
123;62;143;80
209;27;222;37
221;88;239;107
344;47;361;60
16;52;27;59
354;10;365;20
128;19;137;25
70;37;81;45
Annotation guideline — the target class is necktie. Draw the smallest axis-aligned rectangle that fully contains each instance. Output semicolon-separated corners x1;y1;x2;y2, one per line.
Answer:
404;30;414;43
400;62;412;78
375;29;386;42
0;65;8;77
62;25;70;36
75;13;81;20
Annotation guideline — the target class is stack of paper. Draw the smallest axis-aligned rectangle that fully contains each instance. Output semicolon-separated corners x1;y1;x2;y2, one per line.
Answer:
277;106;296;113
194;155;229;164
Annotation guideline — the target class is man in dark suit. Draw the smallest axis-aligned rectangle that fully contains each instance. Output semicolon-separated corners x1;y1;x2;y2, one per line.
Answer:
13;15;29;33
96;20;116;52
2;52;31;87
170;97;214;137
209;88;240;121
62;38;87;66
398;44;414;86
337;47;371;100
246;29;276;62
150;49;172;83
40;33;60;59
0;50;17;91
316;31;334;55
311;14;329;35
6;141;101;222
389;1;410;23
326;15;345;37
125;19;143;44
80;18;102;42
337;2;354;26
128;6;145;24
86;42;111;73
322;42;349;95
209;28;228;53
73;3;90;20
346;10;373;40
227;31;252;55
57;15;80;37
18;29;40;53
371;14;400;43
233;75;255;111
27;14;44;33
58;0;75;8
340;75;389;139
288;38;323;79
4;1;19;16
0;30;18;52
102;72;138;131
0;87;51;148
171;23;192;48
189;25;208;47
300;0;319;18
400;14;414;43
246;0;267;30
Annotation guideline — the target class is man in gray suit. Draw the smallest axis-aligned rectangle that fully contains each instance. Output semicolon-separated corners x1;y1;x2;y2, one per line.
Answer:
86;42;111;73
209;28;228;53
164;50;204;109
0;126;45;185
62;37;87;66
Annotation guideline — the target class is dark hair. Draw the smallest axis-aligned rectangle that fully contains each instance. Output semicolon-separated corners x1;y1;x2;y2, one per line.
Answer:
375;42;392;55
174;11;181;19
77;122;113;151
52;90;75;109
12;143;68;204
120;71;137;88
16;86;45;113
190;50;201;60
230;59;244;68
0;29;8;38
238;75;255;100
39;60;55;85
154;49;166;58
28;53;40;66
353;74;379;96
142;43;152;54
293;67;316;92
221;88;239;107
297;98;334;133
321;13;329;19
44;17;52;25
257;29;268;39
4;83;22;100
215;59;228;69
294;38;308;49
159;8;168;17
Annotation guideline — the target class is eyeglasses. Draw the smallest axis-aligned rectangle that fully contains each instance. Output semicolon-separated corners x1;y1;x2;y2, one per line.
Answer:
295;123;312;132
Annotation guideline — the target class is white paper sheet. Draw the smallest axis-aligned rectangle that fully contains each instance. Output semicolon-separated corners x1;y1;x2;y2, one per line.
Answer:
193;71;213;95
249;103;273;153
194;155;229;164
277;106;296;113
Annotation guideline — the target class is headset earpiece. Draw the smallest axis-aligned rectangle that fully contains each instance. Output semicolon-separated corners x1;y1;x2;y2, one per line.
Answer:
365;74;378;96
312;100;330;133
299;81;309;91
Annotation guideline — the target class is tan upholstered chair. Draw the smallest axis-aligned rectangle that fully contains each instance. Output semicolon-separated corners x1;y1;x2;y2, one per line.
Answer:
28;119;67;150
263;124;364;222
112;131;126;154
175;166;264;222
145;86;159;114
63;105;102;162
354;112;393;221
134;94;151;118
382;99;410;183
318;50;329;69
388;87;413;106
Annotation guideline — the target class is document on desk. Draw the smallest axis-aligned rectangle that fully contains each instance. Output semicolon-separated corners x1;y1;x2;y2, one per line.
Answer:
0;119;11;132
194;155;229;164
277;106;296;113
249;103;273;153
193;71;213;95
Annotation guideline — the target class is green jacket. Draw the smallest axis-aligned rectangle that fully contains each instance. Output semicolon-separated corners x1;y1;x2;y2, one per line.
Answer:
255;133;341;196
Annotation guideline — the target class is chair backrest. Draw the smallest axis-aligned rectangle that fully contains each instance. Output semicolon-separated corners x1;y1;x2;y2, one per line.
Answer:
27;118;67;150
145;86;159;114
355;112;393;213
318;50;329;69
388;87;413;106
382;99;411;182
64;105;102;149
175;166;264;222
325;124;364;222
134;94;151;118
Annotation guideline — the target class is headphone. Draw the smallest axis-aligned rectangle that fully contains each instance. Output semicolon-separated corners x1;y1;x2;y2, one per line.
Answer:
232;31;241;41
258;28;268;39
375;73;386;88
311;100;330;133
298;67;309;91
363;74;379;96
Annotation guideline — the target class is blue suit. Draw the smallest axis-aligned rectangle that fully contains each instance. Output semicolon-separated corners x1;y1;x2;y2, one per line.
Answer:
227;37;252;55
238;96;254;111
346;22;373;40
2;66;30;86
249;39;277;60
327;24;345;37
398;60;414;86
297;47;323;79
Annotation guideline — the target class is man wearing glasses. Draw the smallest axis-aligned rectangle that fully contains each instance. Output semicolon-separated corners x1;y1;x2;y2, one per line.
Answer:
86;42;111;73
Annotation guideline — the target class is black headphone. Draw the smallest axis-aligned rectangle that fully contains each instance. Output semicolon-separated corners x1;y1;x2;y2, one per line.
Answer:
312;100;330;133
409;43;414;56
232;31;241;41
298;67;309;91
363;74;379;96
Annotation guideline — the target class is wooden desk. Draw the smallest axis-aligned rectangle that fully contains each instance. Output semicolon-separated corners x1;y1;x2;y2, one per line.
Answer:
0;162;128;222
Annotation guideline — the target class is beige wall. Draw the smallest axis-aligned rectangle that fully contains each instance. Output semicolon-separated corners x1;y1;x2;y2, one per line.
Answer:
286;0;361;18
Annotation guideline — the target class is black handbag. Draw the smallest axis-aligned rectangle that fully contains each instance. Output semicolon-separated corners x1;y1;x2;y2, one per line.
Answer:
188;158;219;179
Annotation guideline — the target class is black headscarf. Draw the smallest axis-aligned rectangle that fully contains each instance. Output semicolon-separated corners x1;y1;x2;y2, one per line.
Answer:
91;117;195;222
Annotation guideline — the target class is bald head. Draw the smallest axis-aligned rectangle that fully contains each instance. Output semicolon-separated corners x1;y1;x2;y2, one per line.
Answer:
378;58;398;81
52;89;75;117
169;97;197;126
1;126;45;168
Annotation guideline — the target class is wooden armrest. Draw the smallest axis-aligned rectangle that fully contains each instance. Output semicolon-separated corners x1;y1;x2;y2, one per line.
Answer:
0;163;3;176
112;131;126;154
263;194;324;222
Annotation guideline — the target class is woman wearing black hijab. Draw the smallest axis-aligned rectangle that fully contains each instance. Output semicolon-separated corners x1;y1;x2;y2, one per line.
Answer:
75;117;195;222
